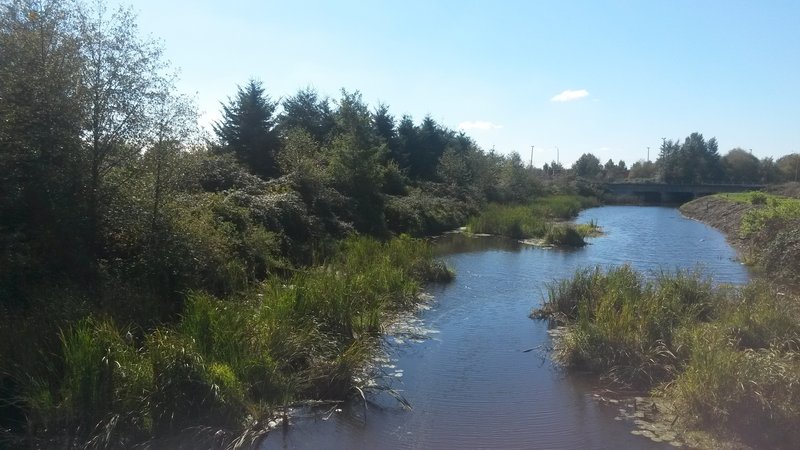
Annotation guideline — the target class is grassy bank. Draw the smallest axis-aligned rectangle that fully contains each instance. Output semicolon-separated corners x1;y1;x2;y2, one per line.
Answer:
0;236;451;448
465;195;599;245
538;191;800;446
534;265;800;447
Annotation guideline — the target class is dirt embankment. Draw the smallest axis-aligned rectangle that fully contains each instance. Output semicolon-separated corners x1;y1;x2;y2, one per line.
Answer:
679;195;755;256
682;194;800;288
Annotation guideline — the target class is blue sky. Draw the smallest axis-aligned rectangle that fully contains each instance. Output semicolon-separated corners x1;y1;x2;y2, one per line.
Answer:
119;0;799;167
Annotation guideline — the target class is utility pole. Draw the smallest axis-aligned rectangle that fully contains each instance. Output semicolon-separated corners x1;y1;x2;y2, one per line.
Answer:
647;146;650;161
556;146;560;165
530;145;534;168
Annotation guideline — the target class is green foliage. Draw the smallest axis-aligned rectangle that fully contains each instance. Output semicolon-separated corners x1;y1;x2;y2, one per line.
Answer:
467;204;547;239
537;267;800;446
385;189;474;236
738;194;800;236
657;133;722;183
571;153;603;179
213;79;281;178
277;87;335;144
721;148;761;183
60;319;147;437
466;196;596;240
668;324;800;446
536;266;717;386
626;159;658;180
776;153;800;183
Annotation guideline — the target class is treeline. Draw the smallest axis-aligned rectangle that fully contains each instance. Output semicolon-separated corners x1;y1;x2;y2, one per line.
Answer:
0;0;548;312
0;1;558;444
566;132;800;184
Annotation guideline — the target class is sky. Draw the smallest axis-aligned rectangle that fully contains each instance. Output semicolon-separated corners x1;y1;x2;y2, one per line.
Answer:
114;0;799;167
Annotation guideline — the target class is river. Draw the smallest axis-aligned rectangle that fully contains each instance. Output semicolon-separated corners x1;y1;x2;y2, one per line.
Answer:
261;206;750;449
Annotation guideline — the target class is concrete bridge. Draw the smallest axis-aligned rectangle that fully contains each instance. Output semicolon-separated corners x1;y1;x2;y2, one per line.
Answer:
604;182;765;203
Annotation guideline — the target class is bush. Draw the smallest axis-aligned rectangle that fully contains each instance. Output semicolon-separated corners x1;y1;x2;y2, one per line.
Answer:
750;191;768;205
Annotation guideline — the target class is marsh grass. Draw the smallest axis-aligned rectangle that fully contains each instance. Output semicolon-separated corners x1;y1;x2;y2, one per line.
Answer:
12;235;450;446
543;224;586;247
466;204;547;239
536;267;800;447
466;195;597;241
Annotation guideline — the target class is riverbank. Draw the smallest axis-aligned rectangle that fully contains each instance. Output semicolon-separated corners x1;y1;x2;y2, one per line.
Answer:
681;192;800;287
533;198;800;449
0;236;452;448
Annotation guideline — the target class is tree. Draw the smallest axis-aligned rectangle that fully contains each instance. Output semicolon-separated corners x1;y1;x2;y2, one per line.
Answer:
328;133;387;234
333;89;377;150
627;160;657;180
776;153;800;183
657;133;722;183
572;153;602;179
372;103;396;146
721;148;760;183
758;157;780;184
214;79;280;179
0;0;86;281
78;1;179;260
409;116;447;180
277;86;334;144
497;152;541;203
394;114;417;170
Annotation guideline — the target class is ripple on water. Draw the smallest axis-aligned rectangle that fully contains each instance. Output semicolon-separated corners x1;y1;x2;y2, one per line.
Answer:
261;206;748;450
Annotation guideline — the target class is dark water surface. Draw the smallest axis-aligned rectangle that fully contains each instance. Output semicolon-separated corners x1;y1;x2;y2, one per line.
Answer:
262;206;749;449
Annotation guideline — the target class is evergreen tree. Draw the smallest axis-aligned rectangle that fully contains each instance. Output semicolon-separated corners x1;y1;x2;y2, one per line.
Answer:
657;133;722;183
372;103;398;159
409;116;446;180
277;86;334;144
214;79;280;179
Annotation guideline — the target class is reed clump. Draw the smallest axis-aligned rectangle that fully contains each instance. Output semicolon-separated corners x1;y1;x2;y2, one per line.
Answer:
534;268;800;447
543;224;586;247
466;195;597;243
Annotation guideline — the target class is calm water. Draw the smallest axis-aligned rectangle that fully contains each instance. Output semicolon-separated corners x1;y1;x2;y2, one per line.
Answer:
262;206;749;449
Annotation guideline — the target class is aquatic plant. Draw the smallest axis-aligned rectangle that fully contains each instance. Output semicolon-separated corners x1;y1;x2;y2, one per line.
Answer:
543;224;586;247
465;195;596;240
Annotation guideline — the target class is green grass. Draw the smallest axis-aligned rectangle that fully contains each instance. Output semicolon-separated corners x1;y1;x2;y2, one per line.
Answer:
534;267;800;446
717;192;800;236
465;195;597;241
12;235;451;447
466;204;547;238
543;224;586;247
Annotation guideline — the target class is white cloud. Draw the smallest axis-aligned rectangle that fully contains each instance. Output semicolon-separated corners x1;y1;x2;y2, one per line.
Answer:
551;89;589;102
458;120;503;131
